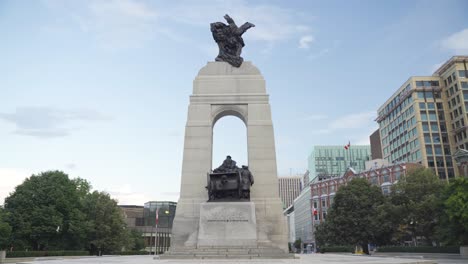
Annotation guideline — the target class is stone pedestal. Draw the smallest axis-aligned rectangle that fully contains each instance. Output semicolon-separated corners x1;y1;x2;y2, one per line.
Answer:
198;202;257;247
168;62;288;257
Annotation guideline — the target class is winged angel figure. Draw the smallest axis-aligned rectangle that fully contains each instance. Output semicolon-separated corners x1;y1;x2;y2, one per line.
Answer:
210;14;255;67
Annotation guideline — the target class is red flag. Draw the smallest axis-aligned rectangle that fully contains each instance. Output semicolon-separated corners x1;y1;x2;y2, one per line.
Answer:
155;208;159;225
313;208;318;216
344;141;351;150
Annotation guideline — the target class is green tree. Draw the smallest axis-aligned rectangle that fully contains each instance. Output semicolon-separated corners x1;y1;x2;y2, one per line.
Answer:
4;171;91;250
124;229;145;251
0;207;12;250
390;168;444;245
293;238;302;251
437;177;468;245
317;178;386;249
83;191;127;254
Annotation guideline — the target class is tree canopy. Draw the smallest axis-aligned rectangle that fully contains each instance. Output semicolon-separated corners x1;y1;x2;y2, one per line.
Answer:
315;178;386;247
390;168;444;245
0;207;12;250
437;177;468;245
315;168;465;248
4;170;139;252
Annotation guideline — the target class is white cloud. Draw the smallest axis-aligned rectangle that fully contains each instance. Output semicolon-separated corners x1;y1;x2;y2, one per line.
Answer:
298;114;328;121
329;111;375;130
311;111;376;135
162;2;312;43
44;1;314;50
299;35;315;49
0;106;110;138
0;168;34;205
441;28;468;53
308;48;330;60
75;0;158;49
106;184;179;205
107;184;152;205
65;163;77;170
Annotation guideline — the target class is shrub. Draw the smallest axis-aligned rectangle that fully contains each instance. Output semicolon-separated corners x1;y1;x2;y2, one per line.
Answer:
6;251;89;258
377;246;459;254
320;246;354;253
109;251;148;255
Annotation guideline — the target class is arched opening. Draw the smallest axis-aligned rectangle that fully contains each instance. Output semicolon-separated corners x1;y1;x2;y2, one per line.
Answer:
212;115;248;171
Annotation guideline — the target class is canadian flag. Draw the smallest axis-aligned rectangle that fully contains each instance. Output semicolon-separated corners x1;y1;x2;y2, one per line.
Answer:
344;141;351;150
313;208;318;216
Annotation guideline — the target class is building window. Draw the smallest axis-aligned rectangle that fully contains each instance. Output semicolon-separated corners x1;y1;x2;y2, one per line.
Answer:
462;82;468;89
421;112;428;121
371;176;378;185
383;172;390;183
382;186;391;195
394;167;402;181
136;218;145;226
426;146;433;156
459;70;467;78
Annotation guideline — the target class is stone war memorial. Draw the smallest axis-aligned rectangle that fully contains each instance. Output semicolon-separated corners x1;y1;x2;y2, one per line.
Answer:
161;15;291;259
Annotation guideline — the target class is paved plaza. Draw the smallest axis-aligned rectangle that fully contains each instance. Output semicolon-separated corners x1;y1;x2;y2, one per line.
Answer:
7;253;468;264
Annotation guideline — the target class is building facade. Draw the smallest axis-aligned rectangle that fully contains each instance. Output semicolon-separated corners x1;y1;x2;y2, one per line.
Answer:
370;129;383;159
309;162;421;249
308;145;371;182
292;186;313;252
120;201;177;253
376;56;468;179
278;176;302;209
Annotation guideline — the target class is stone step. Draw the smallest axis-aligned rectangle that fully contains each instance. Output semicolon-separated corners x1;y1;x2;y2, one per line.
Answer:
161;246;295;259
160;253;296;259
168;249;286;254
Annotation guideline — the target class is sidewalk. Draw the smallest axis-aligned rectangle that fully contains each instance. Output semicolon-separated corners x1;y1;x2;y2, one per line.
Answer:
373;252;467;264
3;254;439;264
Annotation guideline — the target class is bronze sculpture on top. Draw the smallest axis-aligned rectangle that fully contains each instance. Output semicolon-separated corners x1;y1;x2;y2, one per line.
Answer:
206;155;254;201
210;14;255;67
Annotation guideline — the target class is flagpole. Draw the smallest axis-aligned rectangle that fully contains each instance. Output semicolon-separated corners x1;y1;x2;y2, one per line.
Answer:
154;208;159;255
149;227;153;255
155;223;158;255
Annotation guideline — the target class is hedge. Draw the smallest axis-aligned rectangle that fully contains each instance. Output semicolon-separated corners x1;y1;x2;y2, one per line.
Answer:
109;251;148;255
319;246;354;253
377;246;460;254
6;251;90;258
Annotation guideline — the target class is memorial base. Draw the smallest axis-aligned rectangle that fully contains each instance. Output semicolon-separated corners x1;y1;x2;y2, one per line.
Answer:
197;202;257;247
162;201;293;259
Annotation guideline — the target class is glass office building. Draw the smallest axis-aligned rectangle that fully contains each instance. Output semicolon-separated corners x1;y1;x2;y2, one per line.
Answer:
308;145;371;182
376;56;468;179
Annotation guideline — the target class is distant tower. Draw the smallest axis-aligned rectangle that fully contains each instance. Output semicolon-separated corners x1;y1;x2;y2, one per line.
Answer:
278;176;302;209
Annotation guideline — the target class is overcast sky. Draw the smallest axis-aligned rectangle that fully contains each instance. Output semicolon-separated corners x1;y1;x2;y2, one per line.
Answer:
1;0;467;205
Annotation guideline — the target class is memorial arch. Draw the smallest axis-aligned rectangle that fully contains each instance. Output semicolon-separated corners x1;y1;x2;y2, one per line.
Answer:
169;61;288;252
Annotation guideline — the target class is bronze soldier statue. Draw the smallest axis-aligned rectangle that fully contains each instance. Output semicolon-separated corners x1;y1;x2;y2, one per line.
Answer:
213;155;238;173
240;165;254;199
